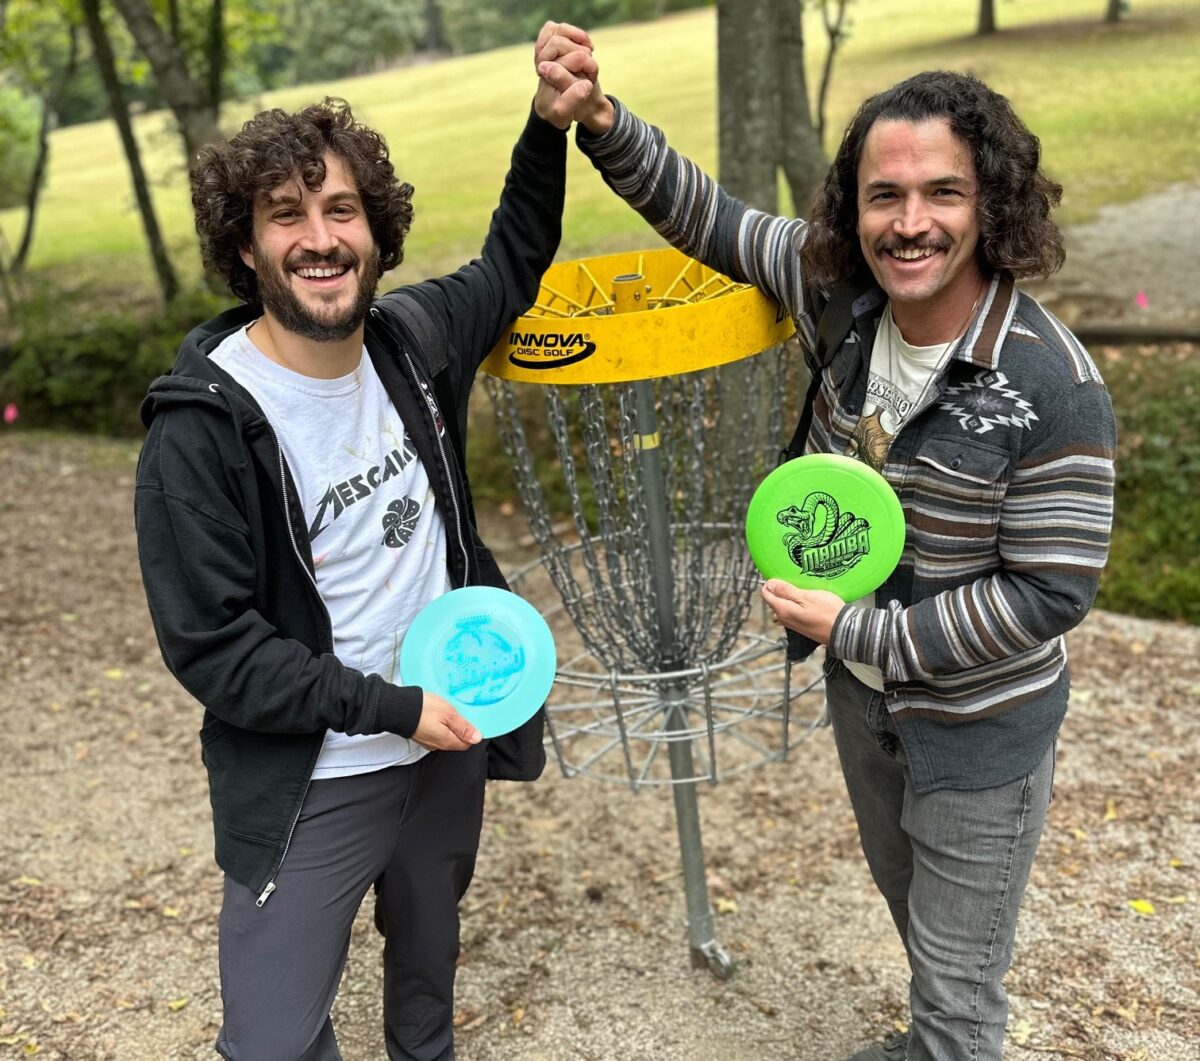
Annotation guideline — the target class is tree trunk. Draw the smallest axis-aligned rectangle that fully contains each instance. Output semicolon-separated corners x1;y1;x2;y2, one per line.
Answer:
716;0;779;211
82;0;179;303
815;0;849;144
776;0;826;217
206;0;225;112
13;24;80;273
12;100;53;274
0;230;17;316
166;0;182;46
1104;0;1123;23
978;0;997;35
424;0;447;52
109;0;221;170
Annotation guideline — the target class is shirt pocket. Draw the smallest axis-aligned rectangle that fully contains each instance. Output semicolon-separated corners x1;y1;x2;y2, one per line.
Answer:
906;436;1012;578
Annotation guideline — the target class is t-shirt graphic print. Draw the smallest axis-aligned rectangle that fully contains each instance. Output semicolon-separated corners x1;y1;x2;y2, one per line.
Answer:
846;306;953;473
212;326;450;777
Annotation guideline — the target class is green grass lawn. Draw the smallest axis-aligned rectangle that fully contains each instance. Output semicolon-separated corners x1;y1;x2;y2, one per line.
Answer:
2;0;1197;296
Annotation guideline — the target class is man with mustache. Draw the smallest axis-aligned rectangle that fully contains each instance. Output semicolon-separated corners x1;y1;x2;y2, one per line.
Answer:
133;51;593;1059
537;24;1116;1061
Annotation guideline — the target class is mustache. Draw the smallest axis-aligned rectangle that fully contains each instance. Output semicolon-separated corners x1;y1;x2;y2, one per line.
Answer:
285;251;358;270
876;236;952;254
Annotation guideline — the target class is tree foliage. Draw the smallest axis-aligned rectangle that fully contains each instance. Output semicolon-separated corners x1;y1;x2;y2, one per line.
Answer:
285;0;425;82
0;86;40;212
0;0;82;265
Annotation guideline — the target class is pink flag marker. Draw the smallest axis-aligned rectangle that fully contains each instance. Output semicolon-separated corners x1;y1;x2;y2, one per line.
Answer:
2;403;18;425
1134;289;1149;309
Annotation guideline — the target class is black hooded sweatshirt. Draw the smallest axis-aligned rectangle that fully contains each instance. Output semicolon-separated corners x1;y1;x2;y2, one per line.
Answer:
134;110;563;898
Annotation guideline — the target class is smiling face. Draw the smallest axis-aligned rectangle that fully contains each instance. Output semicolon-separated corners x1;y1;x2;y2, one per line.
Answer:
240;152;380;343
856;118;985;341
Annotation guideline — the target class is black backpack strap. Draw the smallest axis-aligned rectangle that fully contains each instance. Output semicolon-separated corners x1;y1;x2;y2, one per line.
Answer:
382;293;448;376
379;296;478;525
779;285;858;465
383;296;464;462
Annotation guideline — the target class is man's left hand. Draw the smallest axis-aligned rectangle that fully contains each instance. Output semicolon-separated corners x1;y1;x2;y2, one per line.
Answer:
761;579;844;645
532;21;597;129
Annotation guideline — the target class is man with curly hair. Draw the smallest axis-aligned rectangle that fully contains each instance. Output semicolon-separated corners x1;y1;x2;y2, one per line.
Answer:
134;39;596;1059
537;26;1116;1061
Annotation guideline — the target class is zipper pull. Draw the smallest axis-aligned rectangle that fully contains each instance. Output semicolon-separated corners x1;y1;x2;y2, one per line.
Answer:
255;882;276;907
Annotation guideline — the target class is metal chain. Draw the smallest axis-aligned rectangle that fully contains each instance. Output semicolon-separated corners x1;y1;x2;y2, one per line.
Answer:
484;341;799;673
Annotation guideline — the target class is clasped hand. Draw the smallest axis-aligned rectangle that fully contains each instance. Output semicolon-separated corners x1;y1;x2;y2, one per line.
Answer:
531;21;614;134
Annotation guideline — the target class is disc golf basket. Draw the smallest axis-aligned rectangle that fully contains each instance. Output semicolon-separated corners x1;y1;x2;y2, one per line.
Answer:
480;249;827;978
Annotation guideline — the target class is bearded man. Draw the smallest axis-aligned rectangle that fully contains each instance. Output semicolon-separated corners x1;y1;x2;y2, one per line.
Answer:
134;54;593;1060
537;23;1116;1061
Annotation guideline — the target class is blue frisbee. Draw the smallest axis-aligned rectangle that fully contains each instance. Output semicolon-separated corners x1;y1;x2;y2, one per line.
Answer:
400;587;556;738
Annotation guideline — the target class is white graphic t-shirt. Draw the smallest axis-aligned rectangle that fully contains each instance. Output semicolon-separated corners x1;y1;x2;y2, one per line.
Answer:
843;307;953;692
212;325;448;777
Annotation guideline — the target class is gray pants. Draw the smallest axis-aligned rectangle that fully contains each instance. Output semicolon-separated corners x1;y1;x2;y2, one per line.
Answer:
825;659;1053;1061
215;745;487;1061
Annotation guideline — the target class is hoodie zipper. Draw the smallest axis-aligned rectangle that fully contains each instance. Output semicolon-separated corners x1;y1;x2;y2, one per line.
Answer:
255;434;330;907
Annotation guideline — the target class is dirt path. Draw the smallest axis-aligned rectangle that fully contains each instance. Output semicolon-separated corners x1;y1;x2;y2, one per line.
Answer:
1026;182;1200;329
1;428;1196;1061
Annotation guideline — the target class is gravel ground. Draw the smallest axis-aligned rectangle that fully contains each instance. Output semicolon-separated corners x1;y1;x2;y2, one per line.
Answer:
1;431;1196;1061
1024;183;1200;329
2;191;1198;1060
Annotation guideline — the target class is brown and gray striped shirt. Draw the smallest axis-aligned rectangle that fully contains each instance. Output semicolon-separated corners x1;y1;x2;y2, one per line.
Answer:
579;99;1117;792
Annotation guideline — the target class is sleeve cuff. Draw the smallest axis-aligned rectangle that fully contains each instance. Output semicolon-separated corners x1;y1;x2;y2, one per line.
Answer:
375;683;425;739
830;603;888;671
575;95;630;157
520;104;569;159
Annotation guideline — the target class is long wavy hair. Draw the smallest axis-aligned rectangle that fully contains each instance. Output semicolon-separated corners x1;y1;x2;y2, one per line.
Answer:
800;71;1064;288
191;98;413;304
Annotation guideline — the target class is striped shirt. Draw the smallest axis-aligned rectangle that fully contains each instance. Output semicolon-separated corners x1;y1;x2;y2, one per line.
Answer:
578;99;1117;792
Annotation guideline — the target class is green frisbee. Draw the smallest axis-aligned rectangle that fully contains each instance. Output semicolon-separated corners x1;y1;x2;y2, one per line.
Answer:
745;454;906;601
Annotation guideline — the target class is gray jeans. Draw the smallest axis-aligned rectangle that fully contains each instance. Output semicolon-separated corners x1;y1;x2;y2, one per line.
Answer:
215;745;487;1061
825;659;1053;1061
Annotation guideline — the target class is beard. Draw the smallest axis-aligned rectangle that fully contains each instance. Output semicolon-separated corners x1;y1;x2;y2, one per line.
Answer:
253;243;381;342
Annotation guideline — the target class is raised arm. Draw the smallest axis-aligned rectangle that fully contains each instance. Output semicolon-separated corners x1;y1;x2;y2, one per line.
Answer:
537;30;817;350
375;29;596;376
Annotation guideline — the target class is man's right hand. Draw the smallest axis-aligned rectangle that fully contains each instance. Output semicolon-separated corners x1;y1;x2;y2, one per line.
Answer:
412;691;482;752
535;20;614;135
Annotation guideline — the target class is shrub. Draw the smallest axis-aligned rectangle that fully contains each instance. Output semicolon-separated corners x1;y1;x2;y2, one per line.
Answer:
1094;342;1199;624
1;288;232;436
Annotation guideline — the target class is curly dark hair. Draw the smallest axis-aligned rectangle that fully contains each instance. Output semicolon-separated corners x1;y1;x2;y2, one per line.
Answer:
800;71;1064;288
191;98;413;304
